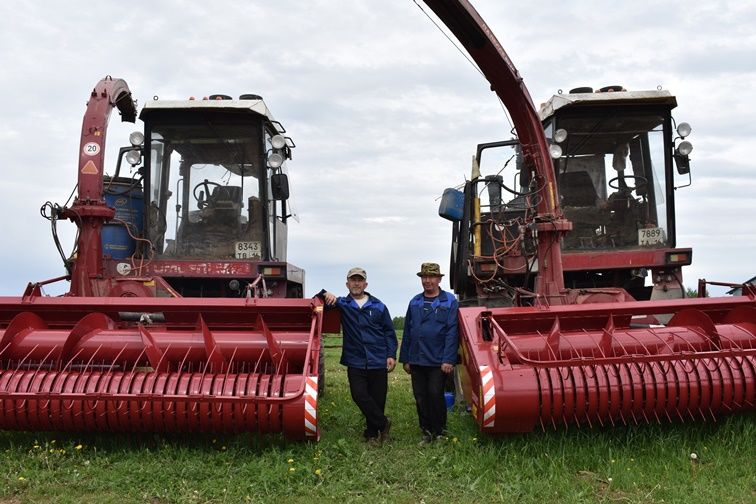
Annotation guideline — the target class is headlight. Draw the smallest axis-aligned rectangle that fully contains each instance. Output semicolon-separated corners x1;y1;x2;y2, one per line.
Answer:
129;131;145;146
549;144;563;159
271;134;286;149
268;152;284;168
553;128;568;143
125;149;142;165
676;140;693;156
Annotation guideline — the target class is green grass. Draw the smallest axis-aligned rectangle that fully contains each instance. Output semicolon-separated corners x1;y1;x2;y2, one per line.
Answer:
0;335;753;503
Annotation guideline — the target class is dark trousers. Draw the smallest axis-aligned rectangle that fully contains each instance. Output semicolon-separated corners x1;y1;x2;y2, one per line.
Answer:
410;364;447;437
347;367;388;438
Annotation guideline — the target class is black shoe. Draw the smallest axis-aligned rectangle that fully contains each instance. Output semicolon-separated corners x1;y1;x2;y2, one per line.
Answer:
379;417;392;442
363;429;379;442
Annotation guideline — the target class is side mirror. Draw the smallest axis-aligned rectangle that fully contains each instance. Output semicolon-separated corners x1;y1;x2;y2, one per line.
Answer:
674;140;692;175
271;173;290;200
674;153;690;175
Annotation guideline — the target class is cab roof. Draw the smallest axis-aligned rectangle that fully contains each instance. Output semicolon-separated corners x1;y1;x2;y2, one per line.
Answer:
140;98;280;127
538;90;678;122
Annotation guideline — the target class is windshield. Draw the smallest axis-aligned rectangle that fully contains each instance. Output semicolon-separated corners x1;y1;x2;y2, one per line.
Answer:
553;109;669;251
147;118;265;260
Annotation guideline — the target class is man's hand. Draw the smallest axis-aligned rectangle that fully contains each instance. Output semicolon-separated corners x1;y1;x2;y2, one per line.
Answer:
441;363;454;374
386;358;396;373
403;363;411;374
323;291;337;305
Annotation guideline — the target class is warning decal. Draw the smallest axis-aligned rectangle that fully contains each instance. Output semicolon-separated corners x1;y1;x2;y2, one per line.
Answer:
81;160;98;174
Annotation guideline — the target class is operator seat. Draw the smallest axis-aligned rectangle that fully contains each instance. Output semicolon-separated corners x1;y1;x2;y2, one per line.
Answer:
207;186;243;210
559;171;598;207
559;171;605;249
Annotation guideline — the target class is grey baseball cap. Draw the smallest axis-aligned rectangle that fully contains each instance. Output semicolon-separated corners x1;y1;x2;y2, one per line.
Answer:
346;267;367;279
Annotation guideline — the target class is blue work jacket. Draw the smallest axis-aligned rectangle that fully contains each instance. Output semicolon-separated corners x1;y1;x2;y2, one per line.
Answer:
399;289;459;366
329;293;397;370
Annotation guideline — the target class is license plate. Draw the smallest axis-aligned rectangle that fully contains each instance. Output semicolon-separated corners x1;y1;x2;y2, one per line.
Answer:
638;227;665;246
235;241;261;259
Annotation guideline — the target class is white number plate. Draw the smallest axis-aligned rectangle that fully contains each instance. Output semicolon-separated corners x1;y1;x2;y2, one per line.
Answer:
235;241;261;259
638;227;665;246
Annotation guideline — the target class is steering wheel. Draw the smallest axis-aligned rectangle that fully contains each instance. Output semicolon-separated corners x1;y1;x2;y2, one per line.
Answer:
608;175;648;192
193;180;222;209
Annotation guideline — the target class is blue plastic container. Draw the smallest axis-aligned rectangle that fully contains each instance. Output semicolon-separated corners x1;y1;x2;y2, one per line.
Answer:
101;179;144;259
438;188;464;222
444;391;455;411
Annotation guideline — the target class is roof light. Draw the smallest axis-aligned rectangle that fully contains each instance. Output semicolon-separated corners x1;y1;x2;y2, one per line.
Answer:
129;131;144;146
125;149;142;166
676;122;692;138
677;140;693;156
268;152;284;169
271;134;286;150
554;128;568;143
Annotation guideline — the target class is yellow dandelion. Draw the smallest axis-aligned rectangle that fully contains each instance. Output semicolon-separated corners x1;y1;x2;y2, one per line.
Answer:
452;437;458;443
75;445;83;451
314;469;322;476
18;476;26;481
472;437;477;442
287;458;294;464
33;444;40;449
289;467;296;472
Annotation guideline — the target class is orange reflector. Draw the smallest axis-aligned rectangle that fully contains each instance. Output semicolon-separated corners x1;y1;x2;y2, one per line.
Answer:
668;253;689;263
262;267;283;276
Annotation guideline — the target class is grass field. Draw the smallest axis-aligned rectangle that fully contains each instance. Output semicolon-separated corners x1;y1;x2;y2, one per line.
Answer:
0;334;753;503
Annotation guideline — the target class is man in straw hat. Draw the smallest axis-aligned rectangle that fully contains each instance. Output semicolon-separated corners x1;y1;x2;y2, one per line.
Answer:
399;262;459;443
320;267;397;442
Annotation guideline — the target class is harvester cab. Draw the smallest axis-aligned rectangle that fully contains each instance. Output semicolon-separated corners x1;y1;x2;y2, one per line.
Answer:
100;94;302;299
442;86;695;306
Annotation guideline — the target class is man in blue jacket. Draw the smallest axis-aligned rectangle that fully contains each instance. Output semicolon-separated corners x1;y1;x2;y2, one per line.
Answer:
321;267;397;442
399;262;459;443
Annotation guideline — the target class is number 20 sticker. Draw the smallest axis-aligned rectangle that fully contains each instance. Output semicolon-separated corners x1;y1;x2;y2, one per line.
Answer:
83;142;100;156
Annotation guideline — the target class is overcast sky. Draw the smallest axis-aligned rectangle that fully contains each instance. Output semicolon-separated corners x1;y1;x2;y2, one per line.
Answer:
0;0;754;317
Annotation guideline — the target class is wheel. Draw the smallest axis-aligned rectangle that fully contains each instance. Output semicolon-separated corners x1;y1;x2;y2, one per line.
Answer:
608;175;647;192
192;180;223;209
